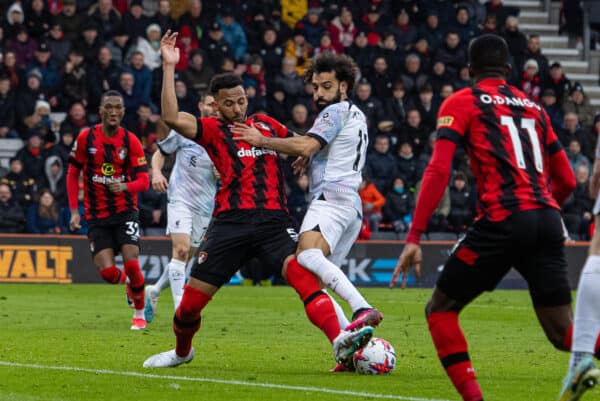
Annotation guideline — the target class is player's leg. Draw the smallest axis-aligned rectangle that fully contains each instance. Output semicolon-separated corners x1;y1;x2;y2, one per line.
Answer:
121;243;146;329
89;224;125;284
167;233;191;307
426;220;512;401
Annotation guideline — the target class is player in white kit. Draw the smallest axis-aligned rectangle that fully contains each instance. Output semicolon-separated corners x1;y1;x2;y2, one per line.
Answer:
558;138;600;400
232;53;382;370
144;117;217;323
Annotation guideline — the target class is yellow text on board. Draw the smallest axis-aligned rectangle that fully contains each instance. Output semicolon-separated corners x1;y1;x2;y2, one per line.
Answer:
0;245;73;283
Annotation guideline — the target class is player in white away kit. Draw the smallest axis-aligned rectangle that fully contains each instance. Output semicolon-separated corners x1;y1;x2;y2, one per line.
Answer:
144;118;217;323
233;53;383;370
558;138;600;400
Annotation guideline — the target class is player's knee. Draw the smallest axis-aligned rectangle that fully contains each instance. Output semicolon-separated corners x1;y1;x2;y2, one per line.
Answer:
174;244;191;261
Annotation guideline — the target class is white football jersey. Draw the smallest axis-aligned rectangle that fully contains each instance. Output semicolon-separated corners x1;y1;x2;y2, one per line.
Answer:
157;130;217;215
307;100;368;213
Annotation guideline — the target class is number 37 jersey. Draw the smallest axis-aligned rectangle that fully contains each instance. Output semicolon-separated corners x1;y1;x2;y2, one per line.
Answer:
436;78;560;222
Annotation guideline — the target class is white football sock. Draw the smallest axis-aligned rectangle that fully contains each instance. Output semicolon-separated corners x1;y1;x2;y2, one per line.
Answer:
297;248;371;313
324;290;350;329
134;309;144;319
168;259;187;310
154;261;170;292
570;255;600;370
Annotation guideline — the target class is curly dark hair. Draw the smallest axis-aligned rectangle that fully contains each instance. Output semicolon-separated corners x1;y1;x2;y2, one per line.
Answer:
304;53;359;92
468;34;509;75
209;73;244;95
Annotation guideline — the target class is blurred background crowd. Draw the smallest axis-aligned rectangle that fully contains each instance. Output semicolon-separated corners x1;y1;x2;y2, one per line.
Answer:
0;0;598;240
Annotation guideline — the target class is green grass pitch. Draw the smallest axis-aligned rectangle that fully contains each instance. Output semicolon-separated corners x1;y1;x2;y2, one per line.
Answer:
0;284;580;400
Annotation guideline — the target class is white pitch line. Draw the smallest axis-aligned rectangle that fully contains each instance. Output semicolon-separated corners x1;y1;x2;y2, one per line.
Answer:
0;360;454;401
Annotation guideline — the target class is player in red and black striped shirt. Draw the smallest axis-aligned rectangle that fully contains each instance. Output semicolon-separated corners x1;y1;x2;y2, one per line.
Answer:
67;90;150;330
143;31;373;369
392;35;578;401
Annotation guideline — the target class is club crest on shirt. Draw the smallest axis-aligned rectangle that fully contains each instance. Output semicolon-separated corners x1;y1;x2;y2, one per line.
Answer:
197;252;208;264
101;163;115;176
118;147;128;160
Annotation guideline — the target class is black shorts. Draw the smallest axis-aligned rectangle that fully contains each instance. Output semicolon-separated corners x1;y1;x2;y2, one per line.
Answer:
191;210;298;287
437;208;572;307
87;212;141;256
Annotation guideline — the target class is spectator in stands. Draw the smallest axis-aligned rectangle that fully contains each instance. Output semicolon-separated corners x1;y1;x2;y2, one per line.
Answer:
439;83;455;101
429;61;451;97
412;83;439;134
274;56;304;106
502;16;527;69
117;71;141;123
560;0;583;48
287;173;309;228
523;34;549;79
180;0;210;44
419;10;445;52
122;0;151;40
243;55;267;98
46;22;71;66
368;56;394;100
409;36;433;73
153;0;175;35
41;155;66;206
1;158;36;207
485;0;518;28
481;14;499;34
358;3;387;46
127;51;153;107
593;114;600;146
182;49;214;96
8;25;38;69
328;6;357;53
126;103;156;146
454;65;472;90
559;112;592;161
386;81;408;131
77;20;103;64
567;138;591;174
354;79;385;139
347;31;375;76
88;46;120;110
50;128;75;165
0;75;17;138
564;83;596;130
16;131;47;180
217;8;247;62
562;164;593;239
417;132;437;177
448;171;476;234
59;178;87;234
24;100;54;144
174;78;200;116
0;183;25;233
174;25;198;71
2;51;21;90
61;48;87;108
451;5;480;46
400;54;429;102
295;7;326;49
400;109;428;155
366;134;397;195
26;42;60;106
134;24;162;70
376;32;404;74
285;29;312;76
26;188;61;233
253;26;283;89
433;31;466;80
89;0;121;41
520;58;542;102
389;8;417;51
60;102;90;137
383;176;415;233
54;0;83;42
199;22;233;72
314;32;337;56
415;176;451;232
6;3;25;38
359;176;385;232
16;69;45;136
541;88;564;132
286;104;310;134
105;24;131;67
25;0;52;38
543;62;571;105
395;141;419;190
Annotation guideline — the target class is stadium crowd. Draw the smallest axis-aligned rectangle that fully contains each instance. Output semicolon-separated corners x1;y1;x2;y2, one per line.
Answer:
0;0;598;239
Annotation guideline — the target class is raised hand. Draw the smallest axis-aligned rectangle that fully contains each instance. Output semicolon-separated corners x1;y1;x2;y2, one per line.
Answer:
160;30;180;66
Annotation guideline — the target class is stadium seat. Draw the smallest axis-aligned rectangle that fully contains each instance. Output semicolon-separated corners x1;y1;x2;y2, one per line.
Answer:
371;231;399;240
0;138;24;169
427;232;458;241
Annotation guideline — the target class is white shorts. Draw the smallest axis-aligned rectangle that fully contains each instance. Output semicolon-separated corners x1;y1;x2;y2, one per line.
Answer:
594;196;600;216
166;201;212;248
299;200;362;266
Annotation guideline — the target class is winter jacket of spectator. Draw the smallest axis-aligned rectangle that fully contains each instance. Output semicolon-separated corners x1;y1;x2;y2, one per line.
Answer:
559;126;592;160
135;37;162;70
523;50;549;78
199;36;233;71
217;17;248;62
25;7;52;38
389;22;418;51
62;63;87;106
367;70;394;101
59;201;87;234
328;16;357;52
60;116;89;138
16;145;46;181
138;188;167;229
274;70;305;99
76;36;103;64
152;13;176;37
359;182;386;214
254;42;284;84
567;151;591;174
41;155;67;206
26;202;60;233
354;96;386;138
520;72;542;102
105;38;132;67
385;96;408;130
383;188;415;223
375;46;405;75
48;137;74;166
399;123;429;155
176;91;201;117
243;67;267;98
122;12;151;41
182;62;215;96
284;39;312;76
5;3;25;37
449;186;475;223
357;15;388;46
90;8;121;41
15;86;45;135
543;74;571;104
0;90;16;131
1;172;36;207
295;16;327;48
365;150;397;194
450;20;480;46
127;65;152;105
395;153;419;189
1;63;21;90
543;103;564;132
412;99;440;134
400;71;429;99
0;198;25;233
54;11;84;42
25;60;61;97
47;36;71;66
502;29;527;66
564;96;597;129
7;37;38;69
88;60;121;108
562;182;593;219
418;23;446;52
287;185;309;227
347;42;376;75
433;43;466;78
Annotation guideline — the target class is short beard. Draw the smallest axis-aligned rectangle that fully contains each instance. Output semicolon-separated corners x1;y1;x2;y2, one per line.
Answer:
316;88;342;112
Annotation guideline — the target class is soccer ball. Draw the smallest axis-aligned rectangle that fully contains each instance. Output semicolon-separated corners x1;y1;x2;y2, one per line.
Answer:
353;337;396;375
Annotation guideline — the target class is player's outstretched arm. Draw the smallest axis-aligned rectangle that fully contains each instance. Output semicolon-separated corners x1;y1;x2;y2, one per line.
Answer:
231;123;321;157
160;30;197;139
151;150;168;193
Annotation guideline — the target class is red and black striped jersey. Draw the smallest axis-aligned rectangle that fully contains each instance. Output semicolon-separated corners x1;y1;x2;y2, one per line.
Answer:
195;114;291;216
436;78;561;222
69;125;148;221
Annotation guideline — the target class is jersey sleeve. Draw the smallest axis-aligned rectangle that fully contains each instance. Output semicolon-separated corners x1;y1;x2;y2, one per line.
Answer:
255;114;291;138
68;129;89;169
435;90;473;145
128;134;148;174
306;103;345;148
157;130;182;155
195;117;217;148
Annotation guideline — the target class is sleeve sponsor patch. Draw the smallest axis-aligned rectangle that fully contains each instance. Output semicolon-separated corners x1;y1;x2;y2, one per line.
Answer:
138;157;147;165
437;116;454;128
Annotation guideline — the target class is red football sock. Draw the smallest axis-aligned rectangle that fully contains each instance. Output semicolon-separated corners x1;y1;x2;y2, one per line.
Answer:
174;285;212;357
124;259;145;309
563;324;600;358
285;257;340;342
428;311;483;401
99;265;122;284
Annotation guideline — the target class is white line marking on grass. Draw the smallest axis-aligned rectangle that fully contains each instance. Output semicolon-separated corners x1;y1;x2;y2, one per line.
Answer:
0;360;454;401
